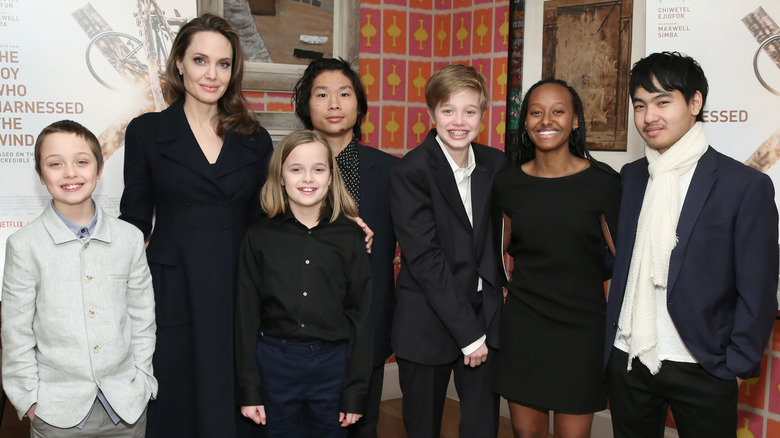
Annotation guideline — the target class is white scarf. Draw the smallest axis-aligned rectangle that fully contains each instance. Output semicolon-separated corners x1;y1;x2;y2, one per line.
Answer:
619;122;709;374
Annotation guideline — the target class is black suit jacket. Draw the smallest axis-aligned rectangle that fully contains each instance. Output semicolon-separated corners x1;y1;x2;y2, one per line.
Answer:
390;130;506;365
356;144;399;367
605;147;779;380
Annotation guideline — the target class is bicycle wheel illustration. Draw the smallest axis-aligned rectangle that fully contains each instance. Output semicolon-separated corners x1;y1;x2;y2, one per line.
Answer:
85;31;149;91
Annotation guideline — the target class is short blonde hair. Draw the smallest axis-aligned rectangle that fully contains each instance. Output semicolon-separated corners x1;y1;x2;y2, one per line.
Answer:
425;64;489;114
261;130;357;222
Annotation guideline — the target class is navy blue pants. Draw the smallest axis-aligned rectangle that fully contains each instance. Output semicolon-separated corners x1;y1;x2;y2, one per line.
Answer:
257;334;348;438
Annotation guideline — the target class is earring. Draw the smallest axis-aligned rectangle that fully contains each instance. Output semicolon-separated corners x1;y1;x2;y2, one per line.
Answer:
178;70;183;76
569;128;580;146
521;130;533;148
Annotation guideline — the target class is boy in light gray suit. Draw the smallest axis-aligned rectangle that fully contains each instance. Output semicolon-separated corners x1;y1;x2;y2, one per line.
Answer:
2;120;157;437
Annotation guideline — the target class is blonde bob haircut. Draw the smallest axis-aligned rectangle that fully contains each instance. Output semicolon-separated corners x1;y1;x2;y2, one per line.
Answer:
425;64;489;114
261;130;358;222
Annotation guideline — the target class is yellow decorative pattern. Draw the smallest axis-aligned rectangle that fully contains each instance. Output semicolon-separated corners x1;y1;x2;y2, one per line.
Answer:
414;19;429;50
362;14;377;47
456;17;468;50
388;15;402;48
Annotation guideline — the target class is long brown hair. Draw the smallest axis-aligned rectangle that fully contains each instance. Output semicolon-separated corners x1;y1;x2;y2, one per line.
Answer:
261;130;357;222
163;13;259;136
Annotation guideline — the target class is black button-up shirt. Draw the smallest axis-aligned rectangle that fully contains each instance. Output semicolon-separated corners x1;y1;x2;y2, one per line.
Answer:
235;207;372;414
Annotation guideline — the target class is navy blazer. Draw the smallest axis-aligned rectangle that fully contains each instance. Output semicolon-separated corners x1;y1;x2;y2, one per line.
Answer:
356;144;399;367
605;147;779;380
390;130;506;365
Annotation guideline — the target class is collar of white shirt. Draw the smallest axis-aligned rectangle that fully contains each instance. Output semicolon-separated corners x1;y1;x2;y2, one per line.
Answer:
435;135;476;182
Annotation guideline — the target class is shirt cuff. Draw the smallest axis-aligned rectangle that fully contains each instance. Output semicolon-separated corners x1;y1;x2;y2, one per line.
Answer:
461;335;486;356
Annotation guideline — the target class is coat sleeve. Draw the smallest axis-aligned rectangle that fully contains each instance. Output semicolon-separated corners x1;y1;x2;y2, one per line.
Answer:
234;228;265;406
125;229;158;398
119;117;156;238
728;172;779;378
1;236;40;419
390;161;484;349
339;228;373;414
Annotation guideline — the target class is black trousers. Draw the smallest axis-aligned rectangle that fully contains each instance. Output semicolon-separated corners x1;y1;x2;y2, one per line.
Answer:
606;347;738;438
397;352;499;438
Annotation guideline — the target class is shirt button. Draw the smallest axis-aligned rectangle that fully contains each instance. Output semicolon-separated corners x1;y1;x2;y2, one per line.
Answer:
88;310;96;318
303;291;308;297
307;231;311;235
93;345;101;353
305;260;310;264
85;275;93;283
300;323;305;328
83;242;89;249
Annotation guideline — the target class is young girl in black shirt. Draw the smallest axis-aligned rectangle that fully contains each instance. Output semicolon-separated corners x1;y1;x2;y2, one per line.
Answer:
235;130;372;438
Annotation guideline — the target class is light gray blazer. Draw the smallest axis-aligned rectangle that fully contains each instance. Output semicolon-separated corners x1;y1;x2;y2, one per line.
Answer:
1;202;157;428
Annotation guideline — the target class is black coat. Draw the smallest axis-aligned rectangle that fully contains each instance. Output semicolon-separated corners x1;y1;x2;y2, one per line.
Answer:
356;144;399;367
119;100;273;437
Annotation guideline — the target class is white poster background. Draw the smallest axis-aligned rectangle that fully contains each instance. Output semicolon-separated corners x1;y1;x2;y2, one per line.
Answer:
0;0;195;274
646;0;780;206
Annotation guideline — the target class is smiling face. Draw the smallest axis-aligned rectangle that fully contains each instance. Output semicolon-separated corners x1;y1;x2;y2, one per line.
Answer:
308;70;359;149
282;141;332;218
428;88;484;160
524;82;578;154
632;77;702;154
38;132;102;217
176;30;233;107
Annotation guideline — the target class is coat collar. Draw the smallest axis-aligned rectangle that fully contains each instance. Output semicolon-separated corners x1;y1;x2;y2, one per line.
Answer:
420;129;493;234
357;143;377;223
421;130;474;230
667;146;717;294
155;100;260;189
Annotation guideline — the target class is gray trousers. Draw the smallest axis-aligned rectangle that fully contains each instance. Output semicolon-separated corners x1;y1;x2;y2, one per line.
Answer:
30;398;147;438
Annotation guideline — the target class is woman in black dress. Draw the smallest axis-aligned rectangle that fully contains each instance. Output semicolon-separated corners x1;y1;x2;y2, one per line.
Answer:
492;79;621;438
119;14;273;438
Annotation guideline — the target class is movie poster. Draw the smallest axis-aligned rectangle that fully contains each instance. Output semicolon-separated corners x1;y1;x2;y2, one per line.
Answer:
0;0;196;273
646;0;780;206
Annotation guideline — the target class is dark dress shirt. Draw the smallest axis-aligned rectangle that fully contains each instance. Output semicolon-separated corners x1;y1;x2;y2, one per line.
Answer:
335;139;361;209
235;206;373;414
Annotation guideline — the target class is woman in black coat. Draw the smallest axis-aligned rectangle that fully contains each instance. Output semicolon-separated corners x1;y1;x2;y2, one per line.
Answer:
119;14;273;438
